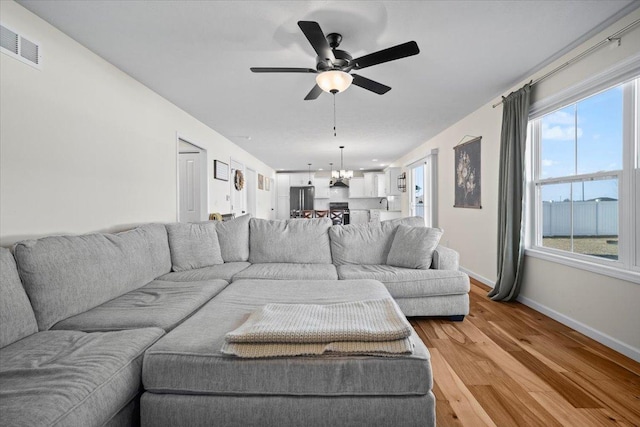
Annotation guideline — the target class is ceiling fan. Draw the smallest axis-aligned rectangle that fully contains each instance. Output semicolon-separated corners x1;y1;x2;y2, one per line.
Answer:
250;21;419;100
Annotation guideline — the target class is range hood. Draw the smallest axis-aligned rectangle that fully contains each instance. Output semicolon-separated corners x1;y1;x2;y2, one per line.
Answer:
331;178;349;188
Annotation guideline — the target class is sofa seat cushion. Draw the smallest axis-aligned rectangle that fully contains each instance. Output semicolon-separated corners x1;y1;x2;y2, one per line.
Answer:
52;279;228;332
157;262;251;282
143;279;432;397
231;263;338;281
0;328;164;427
337;265;470;298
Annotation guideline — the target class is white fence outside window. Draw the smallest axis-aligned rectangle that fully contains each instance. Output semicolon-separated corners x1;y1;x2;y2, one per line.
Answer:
542;200;618;237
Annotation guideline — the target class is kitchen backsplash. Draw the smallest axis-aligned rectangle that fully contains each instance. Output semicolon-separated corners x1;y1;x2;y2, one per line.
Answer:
315;188;401;211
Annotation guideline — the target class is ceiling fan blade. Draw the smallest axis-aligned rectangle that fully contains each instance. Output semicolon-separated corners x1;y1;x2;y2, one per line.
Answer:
298;21;336;63
250;67;317;73
304;84;324;100
351;74;391;95
353;41;419;70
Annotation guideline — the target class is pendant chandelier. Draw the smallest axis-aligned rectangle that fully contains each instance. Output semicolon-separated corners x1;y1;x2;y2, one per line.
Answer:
331;146;353;186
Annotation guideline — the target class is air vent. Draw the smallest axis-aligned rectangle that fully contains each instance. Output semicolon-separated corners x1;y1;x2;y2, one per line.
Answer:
0;25;18;54
0;23;41;69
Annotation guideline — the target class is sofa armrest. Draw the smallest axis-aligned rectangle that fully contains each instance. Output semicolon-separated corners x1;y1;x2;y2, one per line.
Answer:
431;245;459;270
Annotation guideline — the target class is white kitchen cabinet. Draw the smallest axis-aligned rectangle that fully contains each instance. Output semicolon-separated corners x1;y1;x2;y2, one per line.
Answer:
348;177;365;198
289;173;314;186
379;210;403;221
358;172;388;198
314;177;330;198
276;174;290;197
375;173;386;197
369;209;402;222
384;167;402;196
363;173;376;197
349;210;370;224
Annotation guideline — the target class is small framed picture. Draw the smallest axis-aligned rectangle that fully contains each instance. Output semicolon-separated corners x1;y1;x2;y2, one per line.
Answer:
265;177;271;191
214;160;229;181
258;174;264;190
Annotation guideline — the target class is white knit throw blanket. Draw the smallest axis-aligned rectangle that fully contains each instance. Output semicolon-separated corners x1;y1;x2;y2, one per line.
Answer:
222;298;414;358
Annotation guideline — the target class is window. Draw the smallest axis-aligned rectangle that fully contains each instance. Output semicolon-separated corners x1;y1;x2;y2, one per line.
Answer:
528;76;639;280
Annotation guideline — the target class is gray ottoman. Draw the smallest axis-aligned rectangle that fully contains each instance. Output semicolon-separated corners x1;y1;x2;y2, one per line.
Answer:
141;279;435;427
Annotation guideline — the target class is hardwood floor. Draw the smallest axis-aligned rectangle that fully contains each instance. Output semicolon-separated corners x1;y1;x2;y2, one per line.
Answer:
411;279;640;426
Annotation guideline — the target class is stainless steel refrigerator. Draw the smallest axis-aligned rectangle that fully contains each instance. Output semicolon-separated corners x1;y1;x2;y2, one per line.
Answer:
290;186;315;215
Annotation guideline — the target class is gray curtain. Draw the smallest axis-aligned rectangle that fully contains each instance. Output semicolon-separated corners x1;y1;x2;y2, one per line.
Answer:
489;84;531;302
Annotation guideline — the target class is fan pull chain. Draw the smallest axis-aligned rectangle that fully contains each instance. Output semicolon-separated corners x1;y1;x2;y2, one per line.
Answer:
333;93;337;137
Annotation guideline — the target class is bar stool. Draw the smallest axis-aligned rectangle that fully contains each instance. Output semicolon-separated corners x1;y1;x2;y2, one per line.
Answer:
315;210;329;218
302;210;314;219
330;210;343;225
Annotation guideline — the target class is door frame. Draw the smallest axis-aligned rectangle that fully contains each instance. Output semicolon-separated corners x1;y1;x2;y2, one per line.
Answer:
176;133;208;222
230;157;246;217
406;148;438;227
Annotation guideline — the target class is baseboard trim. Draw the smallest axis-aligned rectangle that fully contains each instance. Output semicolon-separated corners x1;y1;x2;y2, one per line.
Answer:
517;295;640;363
460;265;640;363
459;267;495;288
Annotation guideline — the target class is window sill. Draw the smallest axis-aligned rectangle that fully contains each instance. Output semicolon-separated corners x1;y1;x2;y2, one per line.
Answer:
525;248;640;284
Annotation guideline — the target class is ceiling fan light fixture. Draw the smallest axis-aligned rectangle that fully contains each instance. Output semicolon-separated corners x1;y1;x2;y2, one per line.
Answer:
316;70;353;94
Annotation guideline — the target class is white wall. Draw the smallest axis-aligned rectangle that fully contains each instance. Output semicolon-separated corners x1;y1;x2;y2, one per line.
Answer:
391;9;640;360
0;1;274;246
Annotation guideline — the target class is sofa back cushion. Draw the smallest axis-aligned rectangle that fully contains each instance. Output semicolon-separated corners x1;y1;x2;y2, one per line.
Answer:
0;248;38;348
215;214;250;262
249;218;332;264
13;224;171;331
386;225;443;269
330;216;425;266
166;222;224;271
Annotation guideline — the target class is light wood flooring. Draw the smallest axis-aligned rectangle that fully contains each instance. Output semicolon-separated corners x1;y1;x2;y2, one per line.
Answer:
410;279;640;426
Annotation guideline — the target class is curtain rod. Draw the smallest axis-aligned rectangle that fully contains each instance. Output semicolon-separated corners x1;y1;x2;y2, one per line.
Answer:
492;17;640;108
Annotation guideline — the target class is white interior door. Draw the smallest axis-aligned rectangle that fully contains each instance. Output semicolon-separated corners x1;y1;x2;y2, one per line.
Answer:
230;159;246;217
179;151;202;223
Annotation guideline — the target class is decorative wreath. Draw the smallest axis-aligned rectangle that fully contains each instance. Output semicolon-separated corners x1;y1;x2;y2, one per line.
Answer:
234;169;245;191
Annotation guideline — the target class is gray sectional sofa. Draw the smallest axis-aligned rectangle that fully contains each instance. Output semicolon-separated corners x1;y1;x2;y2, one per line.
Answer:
0;215;470;426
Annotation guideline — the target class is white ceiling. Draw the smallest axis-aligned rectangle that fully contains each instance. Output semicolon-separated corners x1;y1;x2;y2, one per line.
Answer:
18;0;638;172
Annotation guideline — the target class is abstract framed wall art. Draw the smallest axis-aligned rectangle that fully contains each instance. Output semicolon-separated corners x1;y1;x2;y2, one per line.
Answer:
258;174;264;190
454;136;481;208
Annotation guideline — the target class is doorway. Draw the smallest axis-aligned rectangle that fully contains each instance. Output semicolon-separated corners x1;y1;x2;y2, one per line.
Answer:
178;139;207;223
410;161;426;221
408;149;438;227
230;158;246;217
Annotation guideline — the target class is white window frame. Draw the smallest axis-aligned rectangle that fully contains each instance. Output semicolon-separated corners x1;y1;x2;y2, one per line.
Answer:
526;71;640;284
